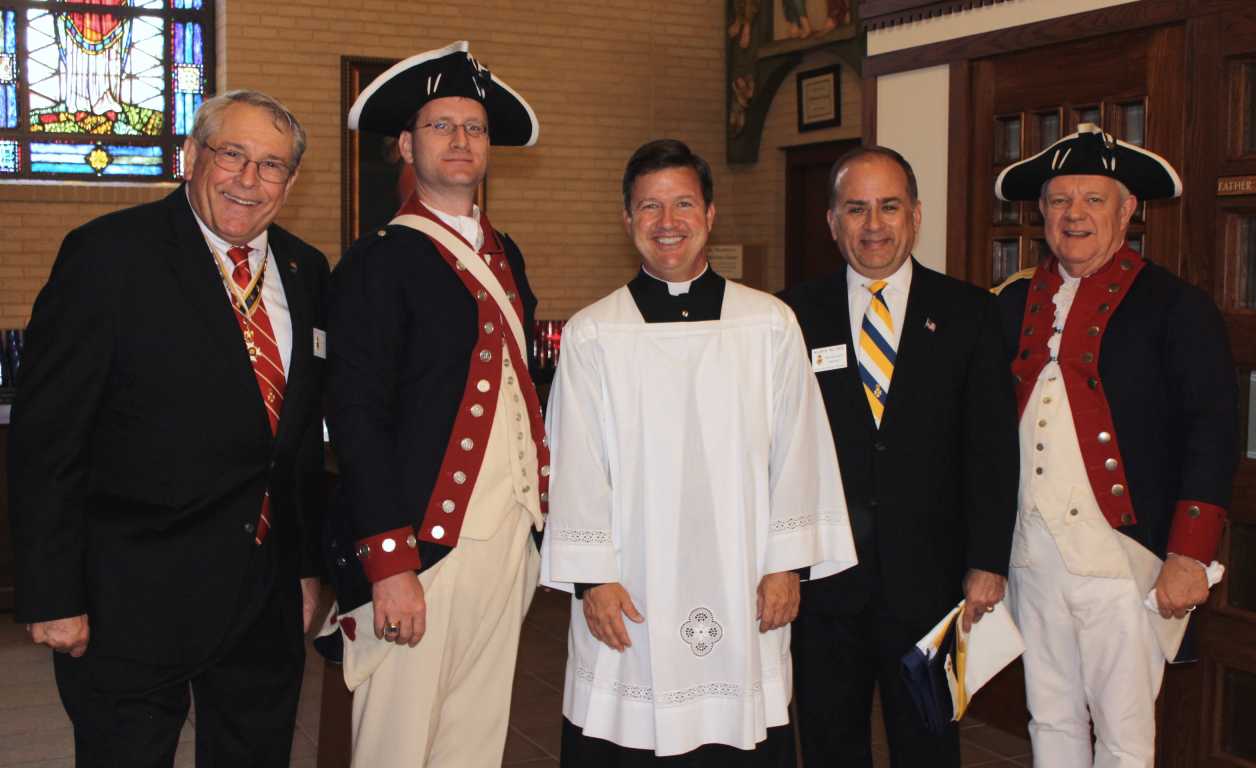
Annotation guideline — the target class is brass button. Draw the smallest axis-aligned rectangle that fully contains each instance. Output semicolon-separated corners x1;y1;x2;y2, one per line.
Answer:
1034;282;1045;292
1104;458;1118;471
1020;350;1030;360
1120;513;1133;525
406;534;417;549
1111;484;1125;497
1043;396;1052;404
1036;443;1044;451
483;321;495;334
356;544;371;559
1069;508;1079;517
376;229;387;237
1099;303;1110;313
476;290;487;300
1081;352;1094;363
506;291;516;300
381;538;396;553
1187;505;1201;518
540;492;549;502
1024;327;1034;336
1098;431;1111;444
460;438;475;451
1030;304;1040;313
1120;259;1132;270
1038;419;1047;427
453;471;467;484
441;499;455;513
541;465;551;477
470;404;485;417
1088;377;1099;389
455;262;467;271
476;379;491;393
431;525;446;540
681;309;690;318
1014;374;1022;383
1107;283;1120;293
1087;326;1100;337
1035;467;1044;475
480;349;493;363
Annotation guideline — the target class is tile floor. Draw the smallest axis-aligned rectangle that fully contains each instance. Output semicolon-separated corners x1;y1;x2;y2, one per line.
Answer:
0;588;1032;767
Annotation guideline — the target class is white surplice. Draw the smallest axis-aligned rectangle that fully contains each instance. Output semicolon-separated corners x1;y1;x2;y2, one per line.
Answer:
539;280;856;756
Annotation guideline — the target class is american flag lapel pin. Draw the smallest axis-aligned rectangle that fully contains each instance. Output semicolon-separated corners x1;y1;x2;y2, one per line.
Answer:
925;317;937;332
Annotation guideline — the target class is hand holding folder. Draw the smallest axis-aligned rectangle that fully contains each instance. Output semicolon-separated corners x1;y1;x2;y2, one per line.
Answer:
900;600;1025;735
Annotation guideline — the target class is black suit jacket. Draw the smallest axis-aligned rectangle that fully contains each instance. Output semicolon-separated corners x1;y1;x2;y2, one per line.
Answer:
9;187;329;666
781;261;1019;626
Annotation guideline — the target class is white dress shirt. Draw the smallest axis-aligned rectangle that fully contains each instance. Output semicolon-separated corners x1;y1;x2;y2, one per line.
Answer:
188;193;293;377
845;257;912;349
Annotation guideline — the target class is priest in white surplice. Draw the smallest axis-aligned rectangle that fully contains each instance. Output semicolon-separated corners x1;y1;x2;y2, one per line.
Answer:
540;139;857;766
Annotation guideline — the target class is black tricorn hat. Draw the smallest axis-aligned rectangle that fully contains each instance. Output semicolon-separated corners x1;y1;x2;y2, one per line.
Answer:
995;123;1181;202
347;40;539;146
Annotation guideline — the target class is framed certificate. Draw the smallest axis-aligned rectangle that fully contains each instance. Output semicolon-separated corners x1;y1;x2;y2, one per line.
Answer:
796;64;841;133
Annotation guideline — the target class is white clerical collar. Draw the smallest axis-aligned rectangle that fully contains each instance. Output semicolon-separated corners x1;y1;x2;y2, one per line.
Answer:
846;256;912;295
643;264;709;296
185;187;269;261
427;202;484;253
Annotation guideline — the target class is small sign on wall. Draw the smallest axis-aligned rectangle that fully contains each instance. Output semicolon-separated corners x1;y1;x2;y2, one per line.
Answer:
708;245;745;280
797;64;841;133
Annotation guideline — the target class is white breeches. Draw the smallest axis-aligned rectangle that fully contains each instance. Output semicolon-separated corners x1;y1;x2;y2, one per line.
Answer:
1009;512;1165;768
346;508;540;768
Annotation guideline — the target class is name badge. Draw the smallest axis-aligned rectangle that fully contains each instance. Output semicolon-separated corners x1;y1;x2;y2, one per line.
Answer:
811;344;847;372
313;328;327;359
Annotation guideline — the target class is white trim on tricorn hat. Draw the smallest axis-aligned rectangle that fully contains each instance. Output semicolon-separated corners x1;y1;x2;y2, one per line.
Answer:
347;40;539;147
994;123;1181;202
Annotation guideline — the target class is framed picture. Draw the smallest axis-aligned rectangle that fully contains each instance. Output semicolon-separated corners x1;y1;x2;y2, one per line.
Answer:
339;56;487;251
796;64;841;133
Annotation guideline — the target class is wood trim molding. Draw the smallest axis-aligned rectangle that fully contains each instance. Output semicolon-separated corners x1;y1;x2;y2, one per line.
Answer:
860;0;1010;31
862;0;1248;77
945;60;971;280
862;74;878;145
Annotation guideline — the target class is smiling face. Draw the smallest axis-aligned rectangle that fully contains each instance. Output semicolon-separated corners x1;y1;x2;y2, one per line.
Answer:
1040;175;1138;277
623;167;715;282
827;155;921;280
182;102;298;246
398;96;489;213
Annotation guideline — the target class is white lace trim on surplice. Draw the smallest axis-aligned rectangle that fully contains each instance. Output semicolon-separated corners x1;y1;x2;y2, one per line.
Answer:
769;511;845;532
549;527;612;544
574;664;763;707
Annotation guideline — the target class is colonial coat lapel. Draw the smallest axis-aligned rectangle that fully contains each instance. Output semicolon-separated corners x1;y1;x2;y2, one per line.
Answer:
878;258;933;435
162;186;272;442
271;229;312;452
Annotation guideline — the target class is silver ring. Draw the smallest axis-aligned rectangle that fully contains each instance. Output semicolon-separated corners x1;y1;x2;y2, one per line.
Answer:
385;623;400;634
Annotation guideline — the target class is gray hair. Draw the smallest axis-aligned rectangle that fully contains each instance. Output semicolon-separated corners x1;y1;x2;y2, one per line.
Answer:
190;90;307;167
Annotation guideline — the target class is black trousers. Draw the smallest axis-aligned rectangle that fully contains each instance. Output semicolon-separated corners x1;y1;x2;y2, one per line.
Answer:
561;717;796;767
52;542;306;768
791;602;961;768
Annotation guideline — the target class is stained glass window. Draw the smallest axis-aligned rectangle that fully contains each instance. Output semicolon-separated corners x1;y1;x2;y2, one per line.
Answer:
0;1;213;180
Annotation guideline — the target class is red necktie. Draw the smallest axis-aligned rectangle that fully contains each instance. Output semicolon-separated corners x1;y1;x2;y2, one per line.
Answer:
227;245;285;544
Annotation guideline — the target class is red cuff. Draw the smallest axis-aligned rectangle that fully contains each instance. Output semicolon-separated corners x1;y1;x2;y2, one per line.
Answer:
1165;500;1226;564
355;527;422;583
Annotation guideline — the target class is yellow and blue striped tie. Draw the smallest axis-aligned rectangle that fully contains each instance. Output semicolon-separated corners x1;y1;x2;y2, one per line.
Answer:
858;280;895;427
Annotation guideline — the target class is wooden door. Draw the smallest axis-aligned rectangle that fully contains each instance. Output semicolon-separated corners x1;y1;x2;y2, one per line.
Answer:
784;139;861;288
1189;8;1256;766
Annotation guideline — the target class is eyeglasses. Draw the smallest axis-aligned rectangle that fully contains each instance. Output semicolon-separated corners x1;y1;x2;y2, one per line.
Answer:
201;143;295;183
418;120;489;139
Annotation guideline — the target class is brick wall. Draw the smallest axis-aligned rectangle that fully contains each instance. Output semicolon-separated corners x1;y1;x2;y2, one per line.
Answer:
0;1;861;325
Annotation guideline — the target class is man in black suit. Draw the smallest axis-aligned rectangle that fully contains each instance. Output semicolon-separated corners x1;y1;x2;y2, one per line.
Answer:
781;146;1019;767
9;90;328;767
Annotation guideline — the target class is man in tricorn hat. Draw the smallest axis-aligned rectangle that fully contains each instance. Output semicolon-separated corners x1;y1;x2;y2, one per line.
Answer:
322;40;546;767
994;124;1237;766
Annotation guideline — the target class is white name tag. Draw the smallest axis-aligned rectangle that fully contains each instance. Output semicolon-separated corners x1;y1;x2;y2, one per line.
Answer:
811;344;847;372
312;328;327;359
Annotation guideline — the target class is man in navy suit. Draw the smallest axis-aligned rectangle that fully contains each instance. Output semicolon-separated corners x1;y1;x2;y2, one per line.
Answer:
10;90;328;767
781;146;1019;767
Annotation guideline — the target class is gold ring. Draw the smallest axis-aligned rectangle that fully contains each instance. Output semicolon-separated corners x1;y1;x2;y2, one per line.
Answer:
385;623;400;634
